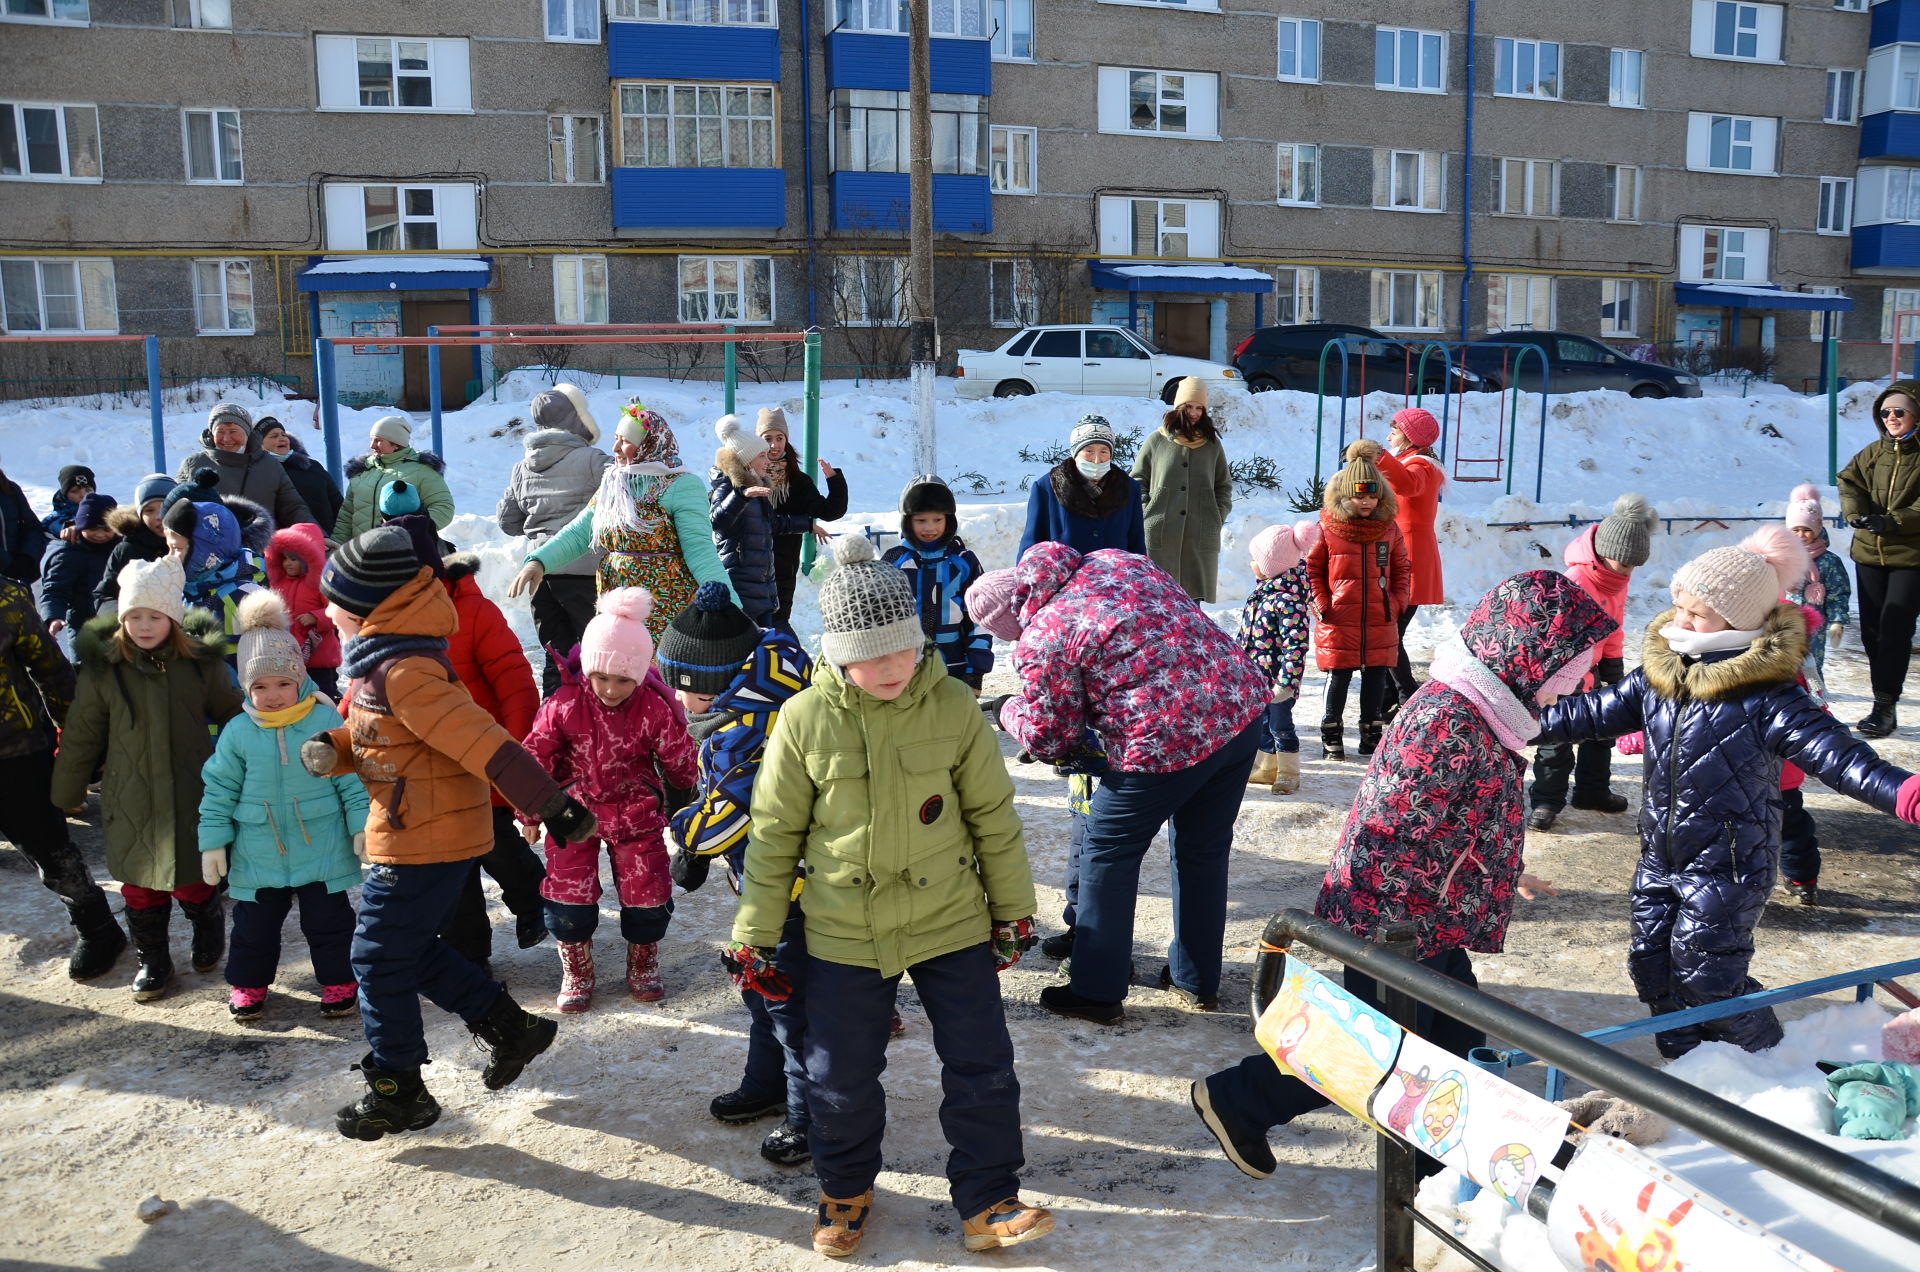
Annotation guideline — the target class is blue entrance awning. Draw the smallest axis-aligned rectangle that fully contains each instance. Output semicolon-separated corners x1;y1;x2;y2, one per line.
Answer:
1090;261;1275;295
1674;282;1854;312
298;256;491;293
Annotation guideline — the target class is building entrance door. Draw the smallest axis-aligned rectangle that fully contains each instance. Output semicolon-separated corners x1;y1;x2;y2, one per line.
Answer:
1155;302;1210;358
401;300;470;410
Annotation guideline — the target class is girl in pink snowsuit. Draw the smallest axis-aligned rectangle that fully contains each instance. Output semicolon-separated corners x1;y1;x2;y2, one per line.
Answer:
520;587;698;1008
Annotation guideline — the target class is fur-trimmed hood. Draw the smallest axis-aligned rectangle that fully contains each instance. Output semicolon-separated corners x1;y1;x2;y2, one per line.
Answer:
1642;602;1807;702
103;504;164;551
345;448;445;480
72;608;224;671
444;551;482;584
220;494;274;558
713;447;759;490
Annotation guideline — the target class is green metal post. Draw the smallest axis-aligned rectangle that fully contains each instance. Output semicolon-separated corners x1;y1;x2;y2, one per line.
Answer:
1825;315;1840;485
801;331;823;573
724;324;738;416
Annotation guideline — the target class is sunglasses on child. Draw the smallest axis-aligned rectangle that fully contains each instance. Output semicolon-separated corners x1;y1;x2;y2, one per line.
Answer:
1351;480;1380;496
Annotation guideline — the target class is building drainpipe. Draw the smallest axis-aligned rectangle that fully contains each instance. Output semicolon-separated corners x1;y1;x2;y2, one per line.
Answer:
1459;0;1477;341
800;0;819;329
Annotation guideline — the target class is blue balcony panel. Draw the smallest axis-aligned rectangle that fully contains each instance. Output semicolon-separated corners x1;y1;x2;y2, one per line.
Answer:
613;168;785;229
608;23;780;81
1853;222;1920;273
1871;1;1920;49
1861;111;1920;161
825;33;991;95
828;172;991;233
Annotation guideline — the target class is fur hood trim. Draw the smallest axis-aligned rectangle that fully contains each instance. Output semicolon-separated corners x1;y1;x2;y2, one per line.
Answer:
104;505;149;538
714;447;758;490
345;449;445;480
226;495;274;556
73;608;224;671
1642;602;1807;702
444;551;482;583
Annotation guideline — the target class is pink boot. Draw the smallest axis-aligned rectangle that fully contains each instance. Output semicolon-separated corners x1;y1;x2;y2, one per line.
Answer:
556;941;595;1012
627;942;664;1003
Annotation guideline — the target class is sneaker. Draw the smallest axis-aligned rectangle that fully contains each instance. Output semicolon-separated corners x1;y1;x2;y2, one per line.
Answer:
228;986;268;1021
516;910;548;949
336;1055;441;1142
1569;790;1630;814
710;1087;785;1124
466;989;558;1091
1190;1077;1275;1179
1784;879;1821;906
1528;806;1560;831
760;1120;811;1166
1157;964;1220;1012
961;1197;1054;1252
1038;983;1124;1026
319;983;360;1018
812;1189;874;1258
1039;928;1076;960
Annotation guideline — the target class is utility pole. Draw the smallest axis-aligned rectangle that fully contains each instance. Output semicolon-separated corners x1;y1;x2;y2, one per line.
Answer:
907;0;938;476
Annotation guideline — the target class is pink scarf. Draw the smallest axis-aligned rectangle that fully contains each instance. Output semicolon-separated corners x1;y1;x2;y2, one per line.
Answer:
1428;636;1537;753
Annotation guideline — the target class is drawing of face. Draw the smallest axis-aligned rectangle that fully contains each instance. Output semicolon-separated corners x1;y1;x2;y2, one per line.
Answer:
1420;1077;1465;1146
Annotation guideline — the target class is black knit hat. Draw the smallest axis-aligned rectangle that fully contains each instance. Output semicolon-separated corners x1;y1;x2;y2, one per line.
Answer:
320;525;421;617
56;464;96;493
656;581;762;694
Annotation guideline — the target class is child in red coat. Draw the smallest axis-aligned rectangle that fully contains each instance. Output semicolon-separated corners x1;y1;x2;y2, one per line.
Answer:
1309;445;1410;759
521;586;699;1007
265;522;340;700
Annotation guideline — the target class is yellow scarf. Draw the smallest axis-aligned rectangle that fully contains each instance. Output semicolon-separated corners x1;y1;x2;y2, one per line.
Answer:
251;694;319;730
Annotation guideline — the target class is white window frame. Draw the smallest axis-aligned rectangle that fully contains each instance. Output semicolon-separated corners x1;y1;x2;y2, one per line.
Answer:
620;82;780;169
1857;166;1920;226
1098;67;1219;139
1819;176;1854;235
1689;1;1783;64
182;108;242;184
1100;0;1219;12
1496;158;1557;218
990;125;1036;195
1273;266;1319;324
1277;17;1321;84
829;0;987;38
1376;27;1446;94
1601;279;1641;338
1096;195;1222;258
1374;149;1445;213
1679;224;1770;283
609;0;775;24
314;36;472;114
1486;274;1554;333
1686;112;1778;175
0;101;101;182
1883;289;1920;343
553;255;609;324
192;258;253;335
1865;45;1920;115
832;257;907;326
1370;269;1443;332
1806;287;1844;342
1494;38;1561;100
1609;48;1645;108
1276;143;1319;206
678;255;774;325
171;0;229;28
1;1;88;26
991;0;1033;62
1607;165;1642;222
1826;68;1861;124
545;0;599;42
990;258;1038;327
548;114;605;184
1834;0;1867;12
0;257;117;333
321;182;480;251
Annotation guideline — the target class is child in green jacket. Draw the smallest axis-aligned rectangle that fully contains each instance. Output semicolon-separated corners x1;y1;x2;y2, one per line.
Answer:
728;534;1052;1258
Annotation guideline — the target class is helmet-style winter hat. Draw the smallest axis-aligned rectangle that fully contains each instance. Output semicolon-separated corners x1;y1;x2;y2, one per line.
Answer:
818;533;924;666
116;556;186;627
379;478;422;518
164;497;240;574
1785;482;1825;533
899;474;957;539
657;581;763;694
236;590;306;693
1593;493;1658;568
968;567;1022;643
320;525;420;618
714;413;769;464
369;415;413;449
1069;415;1117;457
530;383;601;445
1324;452;1397;521
73;492;117;532
161;467;220;517
1250;524;1302;577
755;406;789;438
1392;407;1440;450
580;586;656;683
1670;526;1808;632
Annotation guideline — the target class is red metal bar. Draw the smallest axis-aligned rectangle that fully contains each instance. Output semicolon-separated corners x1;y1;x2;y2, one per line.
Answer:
329;331;808;349
0;334;155;343
430;323;724;334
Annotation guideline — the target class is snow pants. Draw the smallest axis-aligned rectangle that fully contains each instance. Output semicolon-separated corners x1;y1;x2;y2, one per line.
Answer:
531;574;597;698
352;859;502;1072
0;748;112;929
1529;740;1615;809
226;881;355;989
739;899;811;1129
541;834;672;945
1627;846;1782;1058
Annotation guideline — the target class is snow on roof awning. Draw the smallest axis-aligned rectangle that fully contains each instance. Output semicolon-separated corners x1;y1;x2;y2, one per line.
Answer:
1674;282;1854;312
297;256;491;293
1089;261;1276;295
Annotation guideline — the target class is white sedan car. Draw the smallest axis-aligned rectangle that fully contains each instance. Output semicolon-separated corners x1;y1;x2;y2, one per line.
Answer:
954;324;1245;404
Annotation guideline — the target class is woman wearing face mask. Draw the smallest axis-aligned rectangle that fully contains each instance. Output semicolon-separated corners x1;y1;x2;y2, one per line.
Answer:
1018;415;1147;560
1838;380;1920;737
253;416;344;541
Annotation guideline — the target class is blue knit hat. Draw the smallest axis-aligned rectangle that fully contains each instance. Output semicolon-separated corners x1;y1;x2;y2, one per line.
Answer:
164;499;240;574
379;478;422;518
133;473;174;510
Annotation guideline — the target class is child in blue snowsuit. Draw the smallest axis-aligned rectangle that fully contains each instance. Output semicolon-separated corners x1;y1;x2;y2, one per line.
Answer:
658;581;816;1168
160;469;269;664
881;474;990;689
39;493;118;651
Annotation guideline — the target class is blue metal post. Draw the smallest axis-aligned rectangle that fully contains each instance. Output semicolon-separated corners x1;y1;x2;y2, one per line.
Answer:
724;324;737;416
144;335;165;473
427;328;445;458
316;338;343;486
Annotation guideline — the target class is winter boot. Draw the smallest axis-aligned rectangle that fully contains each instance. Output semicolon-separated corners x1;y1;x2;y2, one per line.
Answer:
709;1087;785;1124
1271;752;1301;795
516;909;549;949
1247;751;1279;786
1039;927;1076;960
1858;699;1899;739
466;988;558;1090
760;1120;811;1166
125;904;174;1002
1783;879;1821;906
1190;1076;1277;1179
812;1189;874;1258
555;941;595;1013
319;983;360;1018
228;986;268;1021
1570;789;1630;814
179;894;225;973
627;942;664;1003
1357;720;1385;757
1320;720;1345;760
961;1197;1055;1252
1528;806;1560;831
335;1054;442;1141
65;892;127;981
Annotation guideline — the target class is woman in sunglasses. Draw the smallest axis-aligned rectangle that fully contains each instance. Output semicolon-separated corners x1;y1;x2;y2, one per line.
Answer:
1838;379;1920;737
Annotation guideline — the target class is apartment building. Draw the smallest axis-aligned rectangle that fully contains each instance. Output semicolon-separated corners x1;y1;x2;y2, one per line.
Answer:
0;1;1913;404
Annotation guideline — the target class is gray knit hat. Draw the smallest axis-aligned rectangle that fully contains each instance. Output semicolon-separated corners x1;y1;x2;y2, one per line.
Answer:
319;525;420;618
1069;415;1117;457
369;414;413;448
236;591;306;693
1592;493;1658;568
208;401;253;432
818;533;925;666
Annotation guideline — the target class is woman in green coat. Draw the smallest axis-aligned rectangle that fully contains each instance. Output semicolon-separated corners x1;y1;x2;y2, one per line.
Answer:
1838;378;1920;737
333;415;455;541
1133;376;1233;601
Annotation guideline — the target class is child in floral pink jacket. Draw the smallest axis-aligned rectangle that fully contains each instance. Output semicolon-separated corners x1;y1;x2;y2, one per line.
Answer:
1240;521;1315;794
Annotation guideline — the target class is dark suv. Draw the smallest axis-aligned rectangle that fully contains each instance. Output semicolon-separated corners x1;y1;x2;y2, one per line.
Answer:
1231;323;1484;396
1457;332;1701;398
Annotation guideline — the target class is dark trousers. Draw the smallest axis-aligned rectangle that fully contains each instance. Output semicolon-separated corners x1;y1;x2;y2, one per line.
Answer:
1073;718;1261;1002
443;808;548;963
1856;561;1920;704
1389;605;1421;703
351;859;503;1072
0;748;109;926
1323;666;1389;727
1207;947;1483;1180
544;899;673;944
1259;699;1299;754
531;574;599;697
1530;740;1614;809
771;534;805;629
804;944;1022;1218
227;882;355;989
741;900;811;1128
1779;786;1821;884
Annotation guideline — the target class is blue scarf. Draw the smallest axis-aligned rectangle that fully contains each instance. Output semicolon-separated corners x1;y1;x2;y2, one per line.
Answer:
340;631;448;680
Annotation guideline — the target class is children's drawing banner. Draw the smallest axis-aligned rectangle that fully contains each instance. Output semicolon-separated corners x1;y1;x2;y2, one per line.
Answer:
1367;1032;1570;1209
1254;956;1403;1131
1545;1137;1840;1272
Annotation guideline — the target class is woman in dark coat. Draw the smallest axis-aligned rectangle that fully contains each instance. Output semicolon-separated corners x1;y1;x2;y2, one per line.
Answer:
254;417;343;541
1837;378;1920;737
754;407;847;629
708;414;781;626
1018;415;1146;559
175;401;313;530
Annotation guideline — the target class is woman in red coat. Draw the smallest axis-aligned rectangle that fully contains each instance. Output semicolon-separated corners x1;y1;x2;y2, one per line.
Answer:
1363;408;1446;712
1309;449;1411;759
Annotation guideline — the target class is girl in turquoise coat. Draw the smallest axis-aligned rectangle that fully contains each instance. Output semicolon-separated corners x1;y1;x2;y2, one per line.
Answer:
199;592;370;1021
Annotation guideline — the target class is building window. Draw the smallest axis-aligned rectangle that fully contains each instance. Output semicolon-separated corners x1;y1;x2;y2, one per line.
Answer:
1495;158;1557;217
546;0;599;41
549;115;604;183
1277;18;1320;83
1;1;88;24
0;102;101;181
1494;38;1560;99
315;36;471;112
1680;225;1769;282
1607;165;1641;221
1826;69;1860;124
1096;196;1222;258
1370;270;1443;331
1860;167;1920;224
1690;1;1782;63
192;258;252;335
1819;177;1853;235
183;109;241;183
1096;68;1220;138
1276;143;1319;206
991;0;1033;61
990;259;1038;327
990;125;1035;194
170;0;228;27
1609;48;1644;107
679;255;773;323
832;91;983;173
1274;266;1319;324
1835;0;1866;11
1601;279;1640;338
619;83;778;168
368;187;440;250
321;183;480;251
554;255;609;323
1864;45;1920;115
1375;27;1445;94
1486;274;1554;332
1806;287;1844;341
1882;289;1920;343
831;0;986;37
1373;149;1444;212
1686;112;1777;175
0;258;116;333
609;0;774;23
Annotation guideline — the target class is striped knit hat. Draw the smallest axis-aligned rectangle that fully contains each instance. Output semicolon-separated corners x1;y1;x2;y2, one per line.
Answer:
657;581;762;694
319;525;420;617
